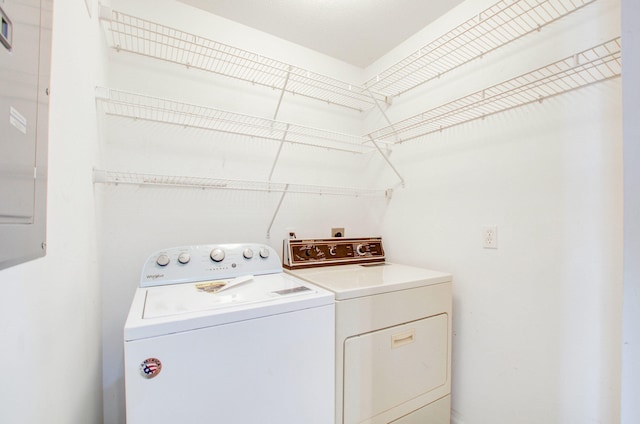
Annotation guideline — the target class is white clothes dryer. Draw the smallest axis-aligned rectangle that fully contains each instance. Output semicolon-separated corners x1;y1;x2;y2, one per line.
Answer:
284;237;452;424
124;243;335;424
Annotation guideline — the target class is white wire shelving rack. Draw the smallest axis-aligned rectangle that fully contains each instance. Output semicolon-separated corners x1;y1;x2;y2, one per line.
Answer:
95;87;376;154
364;0;597;99
367;37;621;144
94;0;614;214
93;169;392;238
99;7;387;113
95;87;406;187
93;169;390;198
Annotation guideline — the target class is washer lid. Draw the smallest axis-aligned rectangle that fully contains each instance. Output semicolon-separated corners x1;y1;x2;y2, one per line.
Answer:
287;263;451;300
125;273;334;341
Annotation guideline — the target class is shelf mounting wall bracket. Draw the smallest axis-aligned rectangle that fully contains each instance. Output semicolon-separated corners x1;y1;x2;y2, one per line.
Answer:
368;135;405;188
273;66;292;121
268;123;290;181
98;4;112;21
364;87;404;187
366;87;399;142
266;184;289;239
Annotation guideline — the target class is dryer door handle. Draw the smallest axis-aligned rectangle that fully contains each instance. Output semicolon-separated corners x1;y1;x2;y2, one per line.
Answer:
391;330;415;348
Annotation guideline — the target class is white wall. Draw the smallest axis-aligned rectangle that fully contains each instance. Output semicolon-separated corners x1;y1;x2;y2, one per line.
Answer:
622;0;640;422
366;0;623;423
0;1;624;423
94;0;624;423
0;1;104;424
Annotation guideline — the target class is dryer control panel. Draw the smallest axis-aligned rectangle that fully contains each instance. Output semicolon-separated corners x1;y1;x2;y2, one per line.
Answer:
283;237;385;269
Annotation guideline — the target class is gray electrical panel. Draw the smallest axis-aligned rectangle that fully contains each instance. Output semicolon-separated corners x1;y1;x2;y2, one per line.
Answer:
0;0;52;270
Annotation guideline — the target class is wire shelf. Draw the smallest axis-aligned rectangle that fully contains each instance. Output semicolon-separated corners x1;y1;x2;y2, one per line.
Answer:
367;38;621;144
365;0;596;98
96;87;376;154
100;7;387;112
93;169;391;198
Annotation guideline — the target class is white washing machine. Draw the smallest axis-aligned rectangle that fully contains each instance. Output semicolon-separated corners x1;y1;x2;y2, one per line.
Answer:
284;237;452;424
124;243;335;424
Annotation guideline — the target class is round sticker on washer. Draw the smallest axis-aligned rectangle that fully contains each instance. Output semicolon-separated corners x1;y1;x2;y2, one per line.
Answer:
140;358;162;379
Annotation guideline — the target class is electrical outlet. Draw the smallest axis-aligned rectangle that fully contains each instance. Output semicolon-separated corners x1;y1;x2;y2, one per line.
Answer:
286;227;297;239
483;226;498;249
331;227;345;237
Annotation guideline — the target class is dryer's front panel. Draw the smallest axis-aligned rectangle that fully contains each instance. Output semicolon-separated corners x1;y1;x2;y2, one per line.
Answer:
343;313;449;423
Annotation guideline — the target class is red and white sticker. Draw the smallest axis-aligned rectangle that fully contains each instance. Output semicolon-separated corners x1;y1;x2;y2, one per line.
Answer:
139;358;162;379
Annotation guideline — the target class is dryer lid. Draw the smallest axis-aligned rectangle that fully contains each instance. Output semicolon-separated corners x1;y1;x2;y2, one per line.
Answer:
287;263;451;300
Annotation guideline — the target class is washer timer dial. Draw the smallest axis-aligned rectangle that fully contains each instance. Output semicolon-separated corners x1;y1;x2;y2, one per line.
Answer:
210;248;225;262
178;253;190;264
156;254;170;267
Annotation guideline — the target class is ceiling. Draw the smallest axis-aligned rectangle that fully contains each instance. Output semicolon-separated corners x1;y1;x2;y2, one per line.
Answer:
177;0;465;68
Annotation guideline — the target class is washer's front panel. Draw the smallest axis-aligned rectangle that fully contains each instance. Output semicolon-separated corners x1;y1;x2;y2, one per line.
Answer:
125;243;336;423
125;304;335;424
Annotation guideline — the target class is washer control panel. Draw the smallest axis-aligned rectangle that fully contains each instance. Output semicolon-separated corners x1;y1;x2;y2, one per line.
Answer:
283;237;385;269
140;243;281;287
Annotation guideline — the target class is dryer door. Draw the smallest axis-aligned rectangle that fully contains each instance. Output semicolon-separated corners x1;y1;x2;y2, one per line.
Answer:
343;313;449;423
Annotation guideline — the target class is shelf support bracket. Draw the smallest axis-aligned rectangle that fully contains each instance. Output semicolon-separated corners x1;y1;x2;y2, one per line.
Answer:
273;66;292;121
366;87;399;143
268;124;290;181
368;135;405;188
364;89;404;187
266;184;289;239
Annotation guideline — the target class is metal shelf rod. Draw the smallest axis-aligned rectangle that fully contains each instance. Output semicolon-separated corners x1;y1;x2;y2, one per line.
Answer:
268;124;290;181
93;169;391;198
266;184;289;240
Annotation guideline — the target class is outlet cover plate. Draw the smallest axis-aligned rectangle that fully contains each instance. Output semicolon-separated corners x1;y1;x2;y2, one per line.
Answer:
483;226;498;249
332;227;345;237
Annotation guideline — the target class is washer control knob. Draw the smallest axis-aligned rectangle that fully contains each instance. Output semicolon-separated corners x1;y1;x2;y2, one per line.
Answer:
259;247;270;259
243;248;254;259
156;254;170;267
329;246;337;256
178;253;190;264
210;248;225;262
356;244;367;256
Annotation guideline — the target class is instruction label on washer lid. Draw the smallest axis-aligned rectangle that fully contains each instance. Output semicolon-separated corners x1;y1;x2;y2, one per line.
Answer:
273;286;311;296
9;106;27;134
